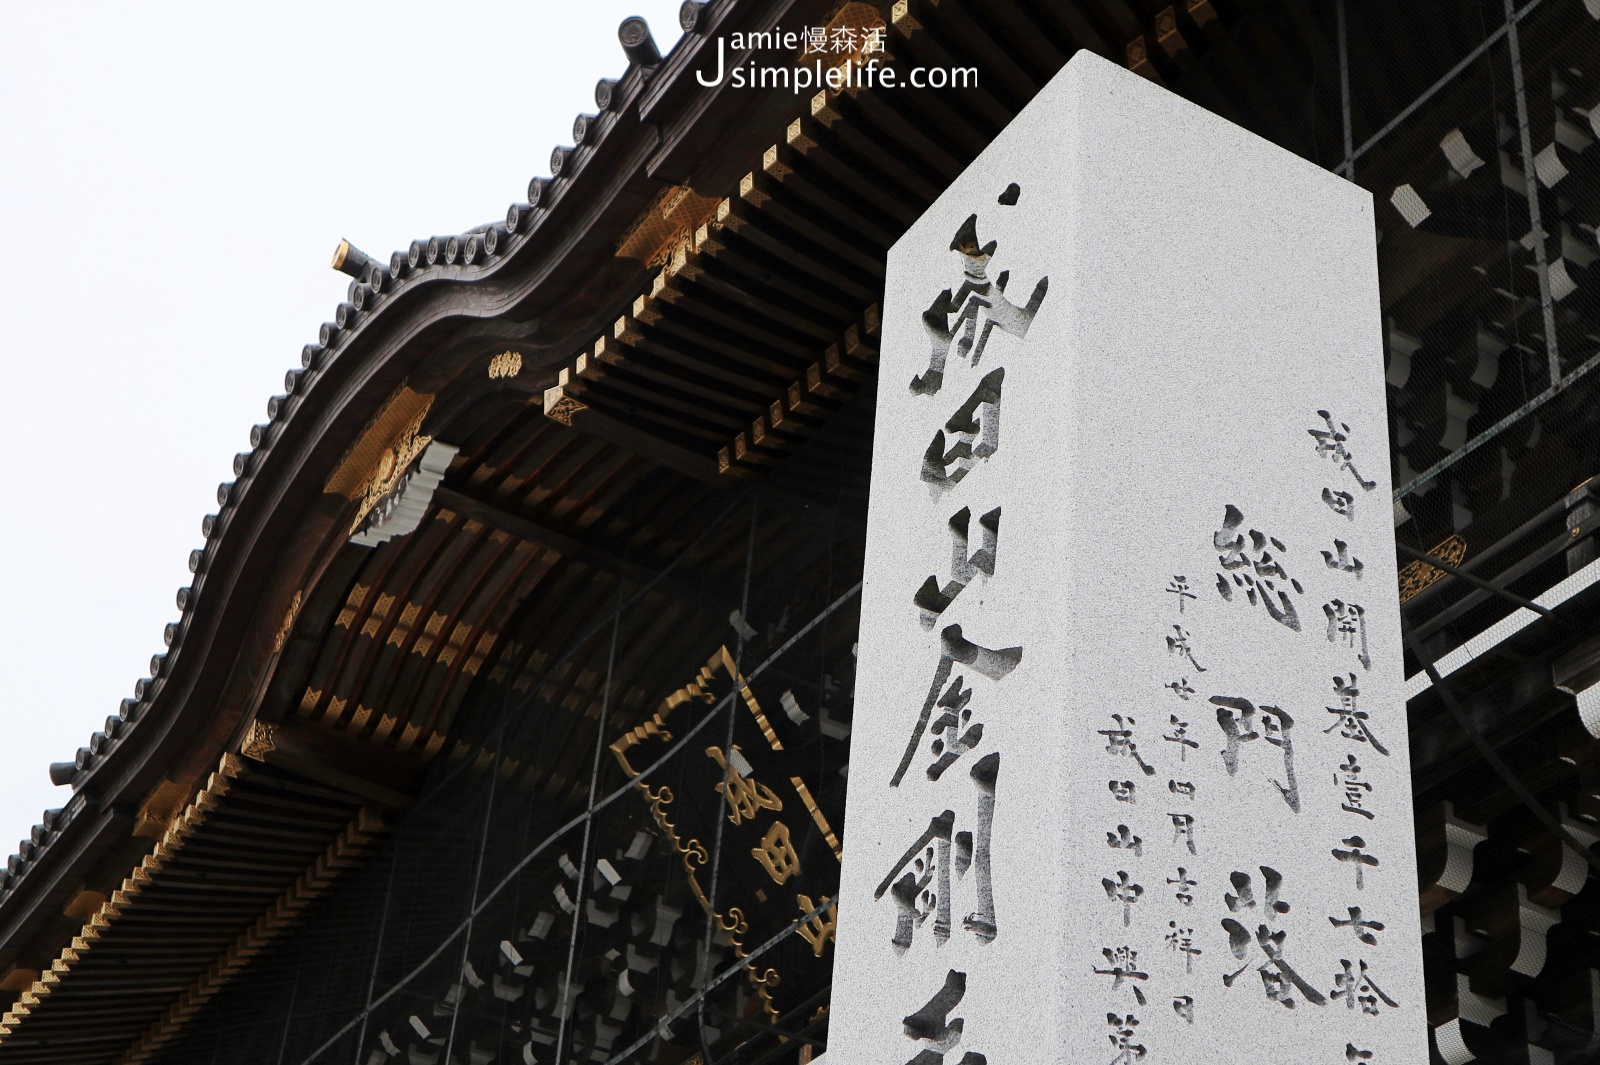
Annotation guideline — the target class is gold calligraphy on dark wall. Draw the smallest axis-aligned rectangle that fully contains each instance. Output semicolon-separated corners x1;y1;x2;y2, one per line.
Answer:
611;645;845;1022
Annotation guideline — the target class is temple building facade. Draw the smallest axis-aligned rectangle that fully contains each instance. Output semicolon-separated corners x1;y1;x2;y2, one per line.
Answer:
4;1;1600;1063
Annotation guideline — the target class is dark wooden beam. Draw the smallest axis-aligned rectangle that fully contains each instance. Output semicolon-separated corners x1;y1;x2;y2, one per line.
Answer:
542;382;722;483
432;485;740;611
238;719;422;810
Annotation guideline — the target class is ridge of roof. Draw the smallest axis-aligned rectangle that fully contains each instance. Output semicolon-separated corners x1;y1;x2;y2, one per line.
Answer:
0;3;714;931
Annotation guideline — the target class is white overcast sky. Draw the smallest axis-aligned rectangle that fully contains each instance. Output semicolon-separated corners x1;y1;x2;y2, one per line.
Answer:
0;2;686;856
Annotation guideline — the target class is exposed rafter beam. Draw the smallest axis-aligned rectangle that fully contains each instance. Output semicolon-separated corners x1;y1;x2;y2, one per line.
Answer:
432;485;740;610
238;719;425;811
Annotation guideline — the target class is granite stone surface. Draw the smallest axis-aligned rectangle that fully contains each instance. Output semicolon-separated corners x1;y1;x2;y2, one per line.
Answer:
827;49;1424;1064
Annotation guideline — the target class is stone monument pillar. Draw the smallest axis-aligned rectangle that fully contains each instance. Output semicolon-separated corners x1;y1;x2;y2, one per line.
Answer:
828;50;1426;1064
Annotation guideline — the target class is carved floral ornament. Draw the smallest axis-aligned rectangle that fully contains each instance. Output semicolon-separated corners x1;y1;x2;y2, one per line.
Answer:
613;184;723;271
349;440;458;547
322;384;436;534
272;590;302;654
1396;534;1467;603
487;350;522;379
543;390;587;426
240;721;277;761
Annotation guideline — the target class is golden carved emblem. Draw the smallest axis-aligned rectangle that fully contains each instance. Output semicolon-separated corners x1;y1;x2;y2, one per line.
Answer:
131;777;191;840
488;351;522;379
272;591;302;654
240;721;277;762
544;391;588;426
321;385;434;536
1398;534;1468;603
614;184;722;270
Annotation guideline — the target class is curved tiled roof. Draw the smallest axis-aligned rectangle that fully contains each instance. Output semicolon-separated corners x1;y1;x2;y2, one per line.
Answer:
0;15;684;909
0;0;884;1051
